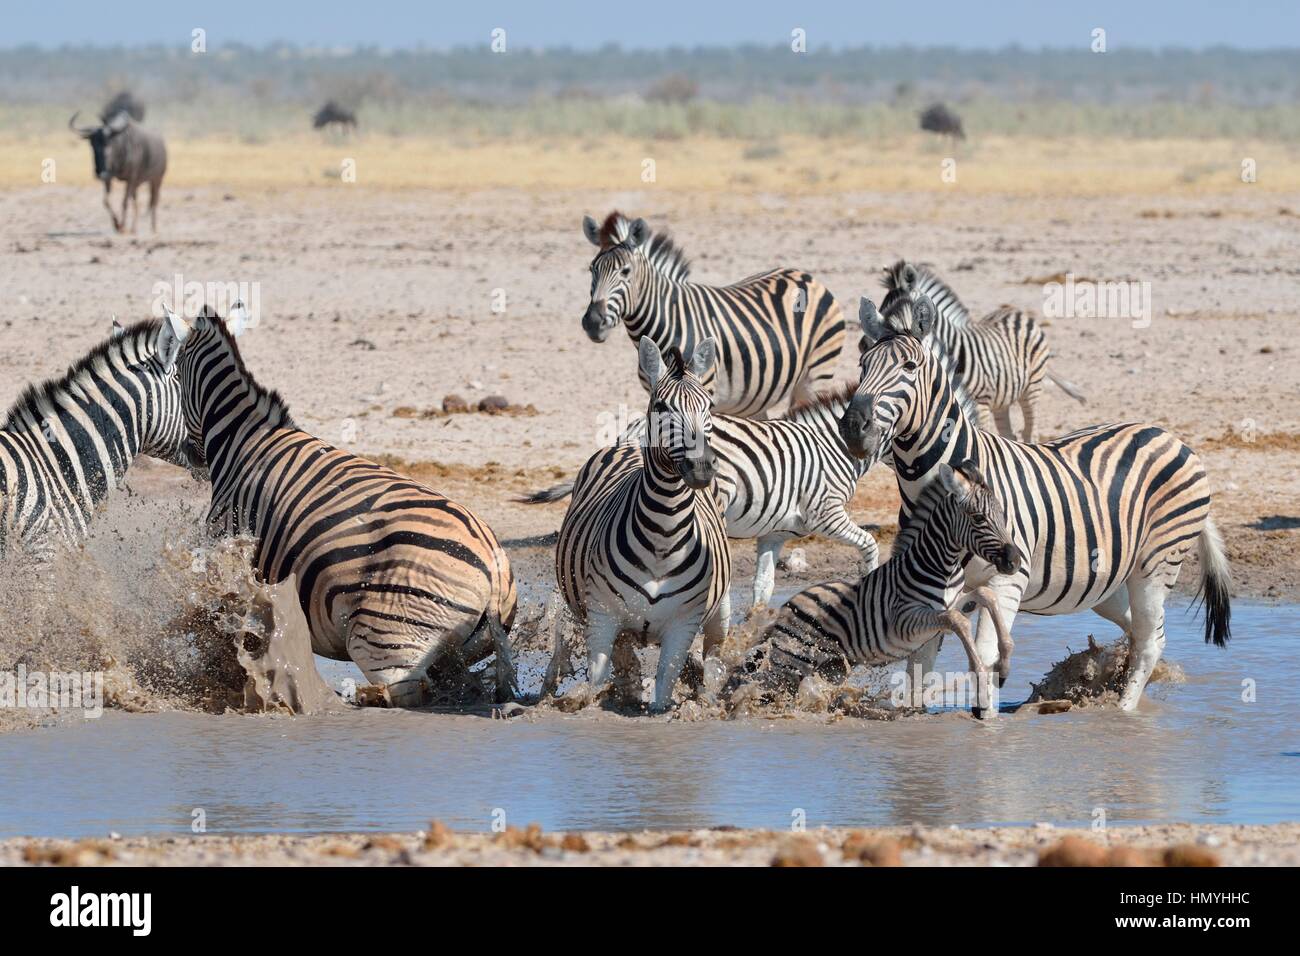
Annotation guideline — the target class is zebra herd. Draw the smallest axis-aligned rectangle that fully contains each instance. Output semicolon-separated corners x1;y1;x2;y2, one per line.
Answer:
0;210;1231;716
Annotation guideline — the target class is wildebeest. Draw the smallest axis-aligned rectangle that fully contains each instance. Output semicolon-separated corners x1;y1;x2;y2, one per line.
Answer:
313;101;357;132
69;110;167;233
919;102;965;140
102;90;145;123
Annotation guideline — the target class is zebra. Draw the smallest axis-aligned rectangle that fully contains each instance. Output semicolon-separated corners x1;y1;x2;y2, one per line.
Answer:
581;211;846;417
880;260;1086;442
748;460;1019;714
165;307;518;707
839;293;1232;711
0;316;196;557
552;336;730;712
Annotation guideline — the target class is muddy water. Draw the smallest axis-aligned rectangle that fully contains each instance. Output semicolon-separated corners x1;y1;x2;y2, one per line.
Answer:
2;598;1297;837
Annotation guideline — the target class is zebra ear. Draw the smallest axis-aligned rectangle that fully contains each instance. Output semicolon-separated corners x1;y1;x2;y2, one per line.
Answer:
686;337;718;380
111;316;124;338
858;297;888;343
582;215;601;247
157;308;191;371
955;459;987;488
902;263;918;289
627;218;651;250
638;336;666;390
225;300;250;338
910;293;937;339
937;462;972;501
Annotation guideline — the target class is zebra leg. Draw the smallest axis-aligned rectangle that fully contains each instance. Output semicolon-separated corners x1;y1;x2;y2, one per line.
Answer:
809;507;879;574
1018;387;1041;443
488;613;518;704
652;619;704;713
752;534;786;609
936;608;997;718
974;582;1022;670
1091;588;1132;640
700;595;730;700
1117;571;1173;711
611;635;643;708
584;611;621;695
904;636;943;707
992;407;1015;440
967;586;1014;686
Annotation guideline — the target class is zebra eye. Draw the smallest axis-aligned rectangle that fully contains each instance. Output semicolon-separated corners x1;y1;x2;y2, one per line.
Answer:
902;360;918;372
653;400;670;414
620;267;631;277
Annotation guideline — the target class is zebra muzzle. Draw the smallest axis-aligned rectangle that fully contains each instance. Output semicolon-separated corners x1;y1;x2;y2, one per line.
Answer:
677;449;718;489
995;543;1023;576
582;302;615;342
840;396;881;460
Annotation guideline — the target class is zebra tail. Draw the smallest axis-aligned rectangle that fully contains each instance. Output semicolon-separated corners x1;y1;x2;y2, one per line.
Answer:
1195;516;1232;648
1046;370;1087;404
515;481;575;505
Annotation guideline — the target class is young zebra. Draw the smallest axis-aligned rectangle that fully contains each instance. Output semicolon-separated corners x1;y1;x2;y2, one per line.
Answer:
0;316;196;556
880;260;1086;442
839;293;1232;711
554;336;730;712
749;460;1019;711
166;308;518;706
523;384;877;609
581;211;845;418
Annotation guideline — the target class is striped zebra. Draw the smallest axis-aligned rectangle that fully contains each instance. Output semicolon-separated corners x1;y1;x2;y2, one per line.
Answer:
749;460;1019;712
880;260;1086;442
839;293;1232;710
0;316;196;556
553;336;730;712
166;308;518;706
581;211;846;417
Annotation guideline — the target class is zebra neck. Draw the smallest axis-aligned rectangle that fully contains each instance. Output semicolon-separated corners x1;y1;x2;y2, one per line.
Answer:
890;503;966;594
624;267;677;338
198;371;276;477
892;387;979;519
638;447;698;516
9;389;141;511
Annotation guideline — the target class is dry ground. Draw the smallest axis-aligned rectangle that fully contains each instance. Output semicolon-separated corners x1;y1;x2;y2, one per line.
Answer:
4;823;1294;867
3;148;1298;603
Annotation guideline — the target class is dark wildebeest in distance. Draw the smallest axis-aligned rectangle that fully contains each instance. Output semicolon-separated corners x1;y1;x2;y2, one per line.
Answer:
313;101;358;133
102;90;146;123
69;109;167;233
919;102;966;141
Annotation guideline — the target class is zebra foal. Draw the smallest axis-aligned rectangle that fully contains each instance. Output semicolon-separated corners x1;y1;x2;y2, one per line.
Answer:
167;307;518;706
750;460;1019;713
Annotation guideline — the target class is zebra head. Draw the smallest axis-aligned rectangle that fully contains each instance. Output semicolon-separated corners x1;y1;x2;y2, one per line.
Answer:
582;215;651;343
839;294;939;461
639;336;718;490
937;460;1022;576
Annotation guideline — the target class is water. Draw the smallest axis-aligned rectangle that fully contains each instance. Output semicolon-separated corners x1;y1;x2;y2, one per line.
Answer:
2;600;1297;837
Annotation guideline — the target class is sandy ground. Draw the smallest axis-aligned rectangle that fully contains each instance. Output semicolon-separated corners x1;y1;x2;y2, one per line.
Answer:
4;823;1294;867
3;184;1297;604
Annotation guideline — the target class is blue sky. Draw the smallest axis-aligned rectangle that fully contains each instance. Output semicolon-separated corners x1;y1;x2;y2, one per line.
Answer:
5;0;1298;49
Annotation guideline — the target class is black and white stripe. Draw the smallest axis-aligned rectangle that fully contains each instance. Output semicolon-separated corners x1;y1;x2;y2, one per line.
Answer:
880;260;1085;441
169;308;518;707
0;317;194;556
753;461;1019;703
839;293;1231;710
554;337;730;711
581;211;846;418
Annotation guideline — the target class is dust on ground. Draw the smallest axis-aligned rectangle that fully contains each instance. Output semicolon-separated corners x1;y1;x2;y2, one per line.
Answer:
4;822;1296;867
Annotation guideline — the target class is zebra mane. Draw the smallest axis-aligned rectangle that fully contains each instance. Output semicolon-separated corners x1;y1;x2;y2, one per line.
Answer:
203;313;296;429
783;381;858;422
2;318;159;429
880;260;971;329
598;211;692;281
889;475;955;560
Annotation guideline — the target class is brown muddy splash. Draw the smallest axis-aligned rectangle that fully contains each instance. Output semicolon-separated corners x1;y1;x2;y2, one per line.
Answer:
1028;635;1185;707
0;509;343;731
